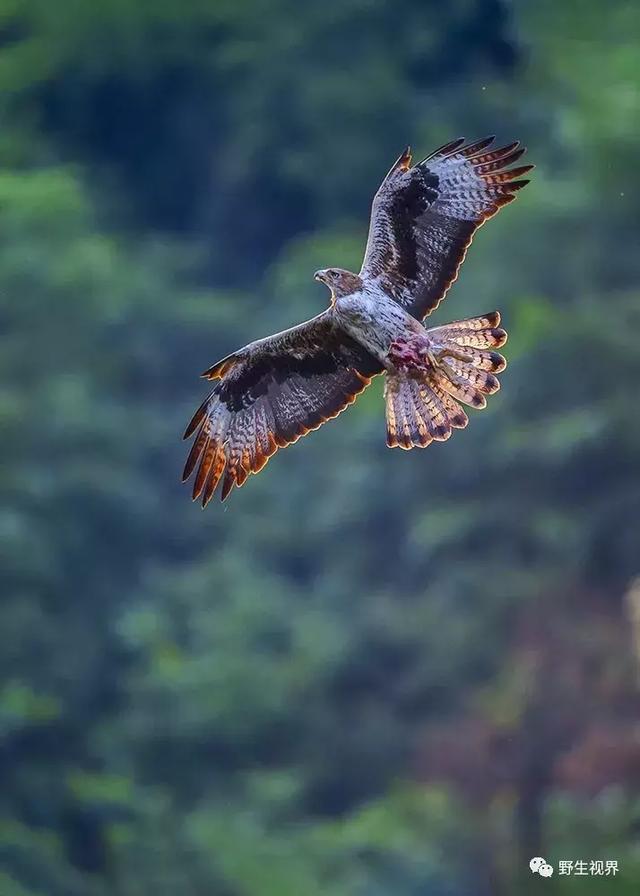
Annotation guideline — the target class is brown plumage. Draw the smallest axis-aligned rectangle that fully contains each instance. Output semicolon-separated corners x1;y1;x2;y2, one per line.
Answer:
183;137;532;503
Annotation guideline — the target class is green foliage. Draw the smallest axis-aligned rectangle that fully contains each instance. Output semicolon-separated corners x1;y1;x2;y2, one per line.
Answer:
1;0;639;893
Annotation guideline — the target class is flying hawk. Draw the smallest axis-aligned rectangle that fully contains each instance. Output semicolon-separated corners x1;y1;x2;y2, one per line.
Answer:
183;136;532;503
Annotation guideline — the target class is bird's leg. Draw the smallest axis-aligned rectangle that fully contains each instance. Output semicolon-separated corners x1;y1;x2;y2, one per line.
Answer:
435;345;474;364
387;334;426;372
387;332;471;375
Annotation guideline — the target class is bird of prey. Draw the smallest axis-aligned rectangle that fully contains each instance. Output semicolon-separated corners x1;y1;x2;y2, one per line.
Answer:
183;136;532;503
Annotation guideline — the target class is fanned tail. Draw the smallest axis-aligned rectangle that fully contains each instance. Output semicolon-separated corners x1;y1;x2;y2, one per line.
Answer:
385;375;456;448
385;312;507;449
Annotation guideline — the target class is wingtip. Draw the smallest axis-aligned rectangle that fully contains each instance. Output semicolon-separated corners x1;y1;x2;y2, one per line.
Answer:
201;353;237;380
513;164;535;177
421;136;465;164
385;145;412;178
182;420;199;440
220;478;234;502
398;145;412;171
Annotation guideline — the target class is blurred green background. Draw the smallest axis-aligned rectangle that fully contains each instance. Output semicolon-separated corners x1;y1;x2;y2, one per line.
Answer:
1;1;639;893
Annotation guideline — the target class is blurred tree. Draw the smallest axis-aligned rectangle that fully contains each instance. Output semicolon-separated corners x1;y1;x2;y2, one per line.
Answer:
0;0;519;281
0;0;639;894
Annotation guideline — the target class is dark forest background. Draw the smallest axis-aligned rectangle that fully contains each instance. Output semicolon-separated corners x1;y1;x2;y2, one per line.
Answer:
1;1;640;893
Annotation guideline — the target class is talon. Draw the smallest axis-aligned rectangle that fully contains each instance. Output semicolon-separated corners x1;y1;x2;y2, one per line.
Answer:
439;347;474;364
388;334;445;375
426;348;439;368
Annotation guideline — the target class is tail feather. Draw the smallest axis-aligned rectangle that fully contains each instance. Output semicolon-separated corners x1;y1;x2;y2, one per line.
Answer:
385;374;468;448
418;384;452;442
441;357;501;395
433;385;469;429
428;311;507;350
458;348;506;372
385;311;507;449
385;377;432;449
434;368;487;409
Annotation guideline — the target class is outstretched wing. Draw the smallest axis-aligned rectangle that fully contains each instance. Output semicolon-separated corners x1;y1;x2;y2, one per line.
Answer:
359;137;532;321
182;311;382;504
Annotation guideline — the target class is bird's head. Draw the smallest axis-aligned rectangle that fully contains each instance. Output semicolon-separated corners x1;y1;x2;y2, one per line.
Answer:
314;268;362;299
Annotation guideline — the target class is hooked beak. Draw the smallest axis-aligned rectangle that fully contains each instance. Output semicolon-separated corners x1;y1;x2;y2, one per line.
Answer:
314;269;327;284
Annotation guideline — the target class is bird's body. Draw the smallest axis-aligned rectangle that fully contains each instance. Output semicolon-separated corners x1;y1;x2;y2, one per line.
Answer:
183;136;532;503
334;282;421;363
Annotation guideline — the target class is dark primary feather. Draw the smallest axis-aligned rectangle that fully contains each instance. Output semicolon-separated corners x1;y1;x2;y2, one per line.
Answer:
359;137;533;321
182;312;382;504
